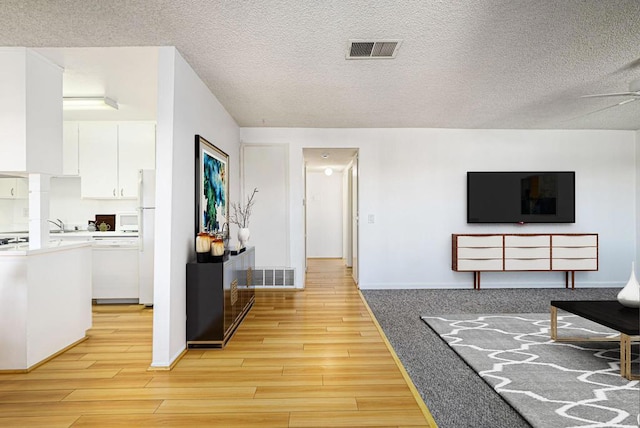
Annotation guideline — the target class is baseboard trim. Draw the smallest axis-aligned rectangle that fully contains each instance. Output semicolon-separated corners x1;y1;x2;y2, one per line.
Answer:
147;347;188;371
0;335;89;374
357;289;439;427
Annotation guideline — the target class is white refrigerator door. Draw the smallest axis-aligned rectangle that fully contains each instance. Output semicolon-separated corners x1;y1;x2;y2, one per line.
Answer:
138;169;156;306
138;207;155;306
139;169;156;208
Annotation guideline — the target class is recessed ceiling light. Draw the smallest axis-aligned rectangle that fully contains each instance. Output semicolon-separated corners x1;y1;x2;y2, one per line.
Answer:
321;153;329;159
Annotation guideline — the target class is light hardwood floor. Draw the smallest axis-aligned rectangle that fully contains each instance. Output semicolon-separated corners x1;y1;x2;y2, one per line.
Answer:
0;258;436;427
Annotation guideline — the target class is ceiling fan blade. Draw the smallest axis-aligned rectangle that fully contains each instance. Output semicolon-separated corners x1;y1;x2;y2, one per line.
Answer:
580;92;638;98
566;98;639;122
613;57;640;74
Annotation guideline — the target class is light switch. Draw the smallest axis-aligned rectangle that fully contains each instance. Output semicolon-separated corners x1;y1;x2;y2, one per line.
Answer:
368;214;375;224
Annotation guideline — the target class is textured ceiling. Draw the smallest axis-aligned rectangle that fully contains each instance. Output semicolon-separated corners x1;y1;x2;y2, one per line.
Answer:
2;1;640;130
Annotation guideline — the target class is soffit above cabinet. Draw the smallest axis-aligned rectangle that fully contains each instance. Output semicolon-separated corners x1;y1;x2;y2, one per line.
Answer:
34;47;158;122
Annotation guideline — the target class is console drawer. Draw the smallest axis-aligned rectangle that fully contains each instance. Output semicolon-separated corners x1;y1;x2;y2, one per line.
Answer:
505;247;550;259
457;259;503;271
552;234;597;247
458;247;503;259
505;235;550;247
456;235;503;248
553;247;597;259
505;258;550;271
552;258;598;271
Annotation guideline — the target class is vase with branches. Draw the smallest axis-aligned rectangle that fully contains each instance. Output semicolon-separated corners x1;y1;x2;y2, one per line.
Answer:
230;188;258;247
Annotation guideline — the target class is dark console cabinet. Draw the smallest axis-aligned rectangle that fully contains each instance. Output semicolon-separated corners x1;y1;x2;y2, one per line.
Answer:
186;247;255;348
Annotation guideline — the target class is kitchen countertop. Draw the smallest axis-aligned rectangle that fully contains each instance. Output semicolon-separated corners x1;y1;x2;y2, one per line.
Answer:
0;231;139;239
0;240;92;256
0;231;139;255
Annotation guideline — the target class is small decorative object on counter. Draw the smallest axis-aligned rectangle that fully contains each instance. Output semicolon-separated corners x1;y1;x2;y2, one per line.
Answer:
617;261;640;308
87;221;96;232
238;228;250;248
230;187;258;249
209;235;228;263
211;237;225;256
98;222;111;232
195;232;211;263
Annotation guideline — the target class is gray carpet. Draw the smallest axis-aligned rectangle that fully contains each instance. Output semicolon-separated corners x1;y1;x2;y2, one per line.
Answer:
361;287;622;428
422;313;639;427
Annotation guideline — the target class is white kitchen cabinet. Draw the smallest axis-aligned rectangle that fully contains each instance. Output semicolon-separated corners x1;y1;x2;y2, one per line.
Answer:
78;123;118;198
62;122;80;176
78;122;155;199
117;123;156;198
0;177;28;199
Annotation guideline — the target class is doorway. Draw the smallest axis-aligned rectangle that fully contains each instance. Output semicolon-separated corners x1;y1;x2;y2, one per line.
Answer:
302;148;359;286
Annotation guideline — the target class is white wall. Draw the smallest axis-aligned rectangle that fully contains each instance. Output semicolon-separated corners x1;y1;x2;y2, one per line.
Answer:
152;47;240;368
240;127;637;290
306;171;343;258
240;144;289;267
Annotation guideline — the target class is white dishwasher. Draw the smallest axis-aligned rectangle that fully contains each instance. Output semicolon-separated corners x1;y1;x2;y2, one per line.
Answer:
92;236;140;304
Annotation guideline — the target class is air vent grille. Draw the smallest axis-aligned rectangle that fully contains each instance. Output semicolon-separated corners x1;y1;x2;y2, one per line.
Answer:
347;40;402;59
252;267;295;288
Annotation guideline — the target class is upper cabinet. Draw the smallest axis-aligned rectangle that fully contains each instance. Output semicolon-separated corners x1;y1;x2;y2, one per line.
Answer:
0;177;28;199
77;122;155;199
117;123;156;198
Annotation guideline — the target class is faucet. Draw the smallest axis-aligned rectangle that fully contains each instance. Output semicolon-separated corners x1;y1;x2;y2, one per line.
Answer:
48;218;65;233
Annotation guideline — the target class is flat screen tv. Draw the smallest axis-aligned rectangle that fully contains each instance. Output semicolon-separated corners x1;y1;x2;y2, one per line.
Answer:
467;171;575;224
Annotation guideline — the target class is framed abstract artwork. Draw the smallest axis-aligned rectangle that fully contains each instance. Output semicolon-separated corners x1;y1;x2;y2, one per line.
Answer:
195;135;229;235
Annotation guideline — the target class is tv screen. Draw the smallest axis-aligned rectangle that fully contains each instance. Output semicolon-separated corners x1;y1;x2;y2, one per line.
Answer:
467;171;575;223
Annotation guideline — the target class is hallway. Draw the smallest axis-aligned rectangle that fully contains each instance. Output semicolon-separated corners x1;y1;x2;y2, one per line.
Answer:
0;258;434;427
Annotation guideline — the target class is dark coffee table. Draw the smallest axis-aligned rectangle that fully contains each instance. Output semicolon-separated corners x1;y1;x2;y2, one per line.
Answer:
550;300;639;380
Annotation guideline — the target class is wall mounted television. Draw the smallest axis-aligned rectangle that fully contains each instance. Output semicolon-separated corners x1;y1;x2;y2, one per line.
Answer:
467;171;575;224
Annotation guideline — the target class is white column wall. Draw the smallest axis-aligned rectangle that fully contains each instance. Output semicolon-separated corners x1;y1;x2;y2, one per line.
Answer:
152;47;240;368
0;48;62;174
240;127;637;290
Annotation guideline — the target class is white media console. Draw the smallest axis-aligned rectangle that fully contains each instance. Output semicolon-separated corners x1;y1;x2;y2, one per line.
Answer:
451;233;598;289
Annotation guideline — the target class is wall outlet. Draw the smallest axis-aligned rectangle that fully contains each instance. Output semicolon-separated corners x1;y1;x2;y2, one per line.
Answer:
22;207;29;217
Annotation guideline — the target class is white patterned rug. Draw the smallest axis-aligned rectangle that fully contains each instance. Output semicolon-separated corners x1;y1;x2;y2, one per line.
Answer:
421;313;640;428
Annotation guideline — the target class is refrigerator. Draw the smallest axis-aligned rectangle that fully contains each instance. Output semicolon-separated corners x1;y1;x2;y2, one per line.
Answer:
138;169;156;306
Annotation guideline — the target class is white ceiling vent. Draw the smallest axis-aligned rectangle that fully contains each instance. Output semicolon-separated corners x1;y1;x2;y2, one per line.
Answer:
346;40;402;59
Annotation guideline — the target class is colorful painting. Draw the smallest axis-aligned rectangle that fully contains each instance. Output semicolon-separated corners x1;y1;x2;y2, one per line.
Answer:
195;135;228;235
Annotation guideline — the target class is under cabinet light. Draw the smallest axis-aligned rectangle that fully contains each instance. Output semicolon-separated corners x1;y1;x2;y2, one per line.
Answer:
63;97;119;110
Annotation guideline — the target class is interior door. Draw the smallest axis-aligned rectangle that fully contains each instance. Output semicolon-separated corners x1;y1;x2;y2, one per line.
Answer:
345;165;353;267
351;154;359;285
303;161;308;272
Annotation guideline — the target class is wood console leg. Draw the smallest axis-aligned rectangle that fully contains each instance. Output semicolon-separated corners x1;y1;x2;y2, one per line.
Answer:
472;272;481;289
550;306;558;341
571;271;575;289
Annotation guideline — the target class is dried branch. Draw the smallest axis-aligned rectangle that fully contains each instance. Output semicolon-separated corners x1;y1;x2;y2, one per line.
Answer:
230;188;258;228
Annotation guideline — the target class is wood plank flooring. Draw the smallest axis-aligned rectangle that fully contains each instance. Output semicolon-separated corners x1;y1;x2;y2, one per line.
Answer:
0;258;436;427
